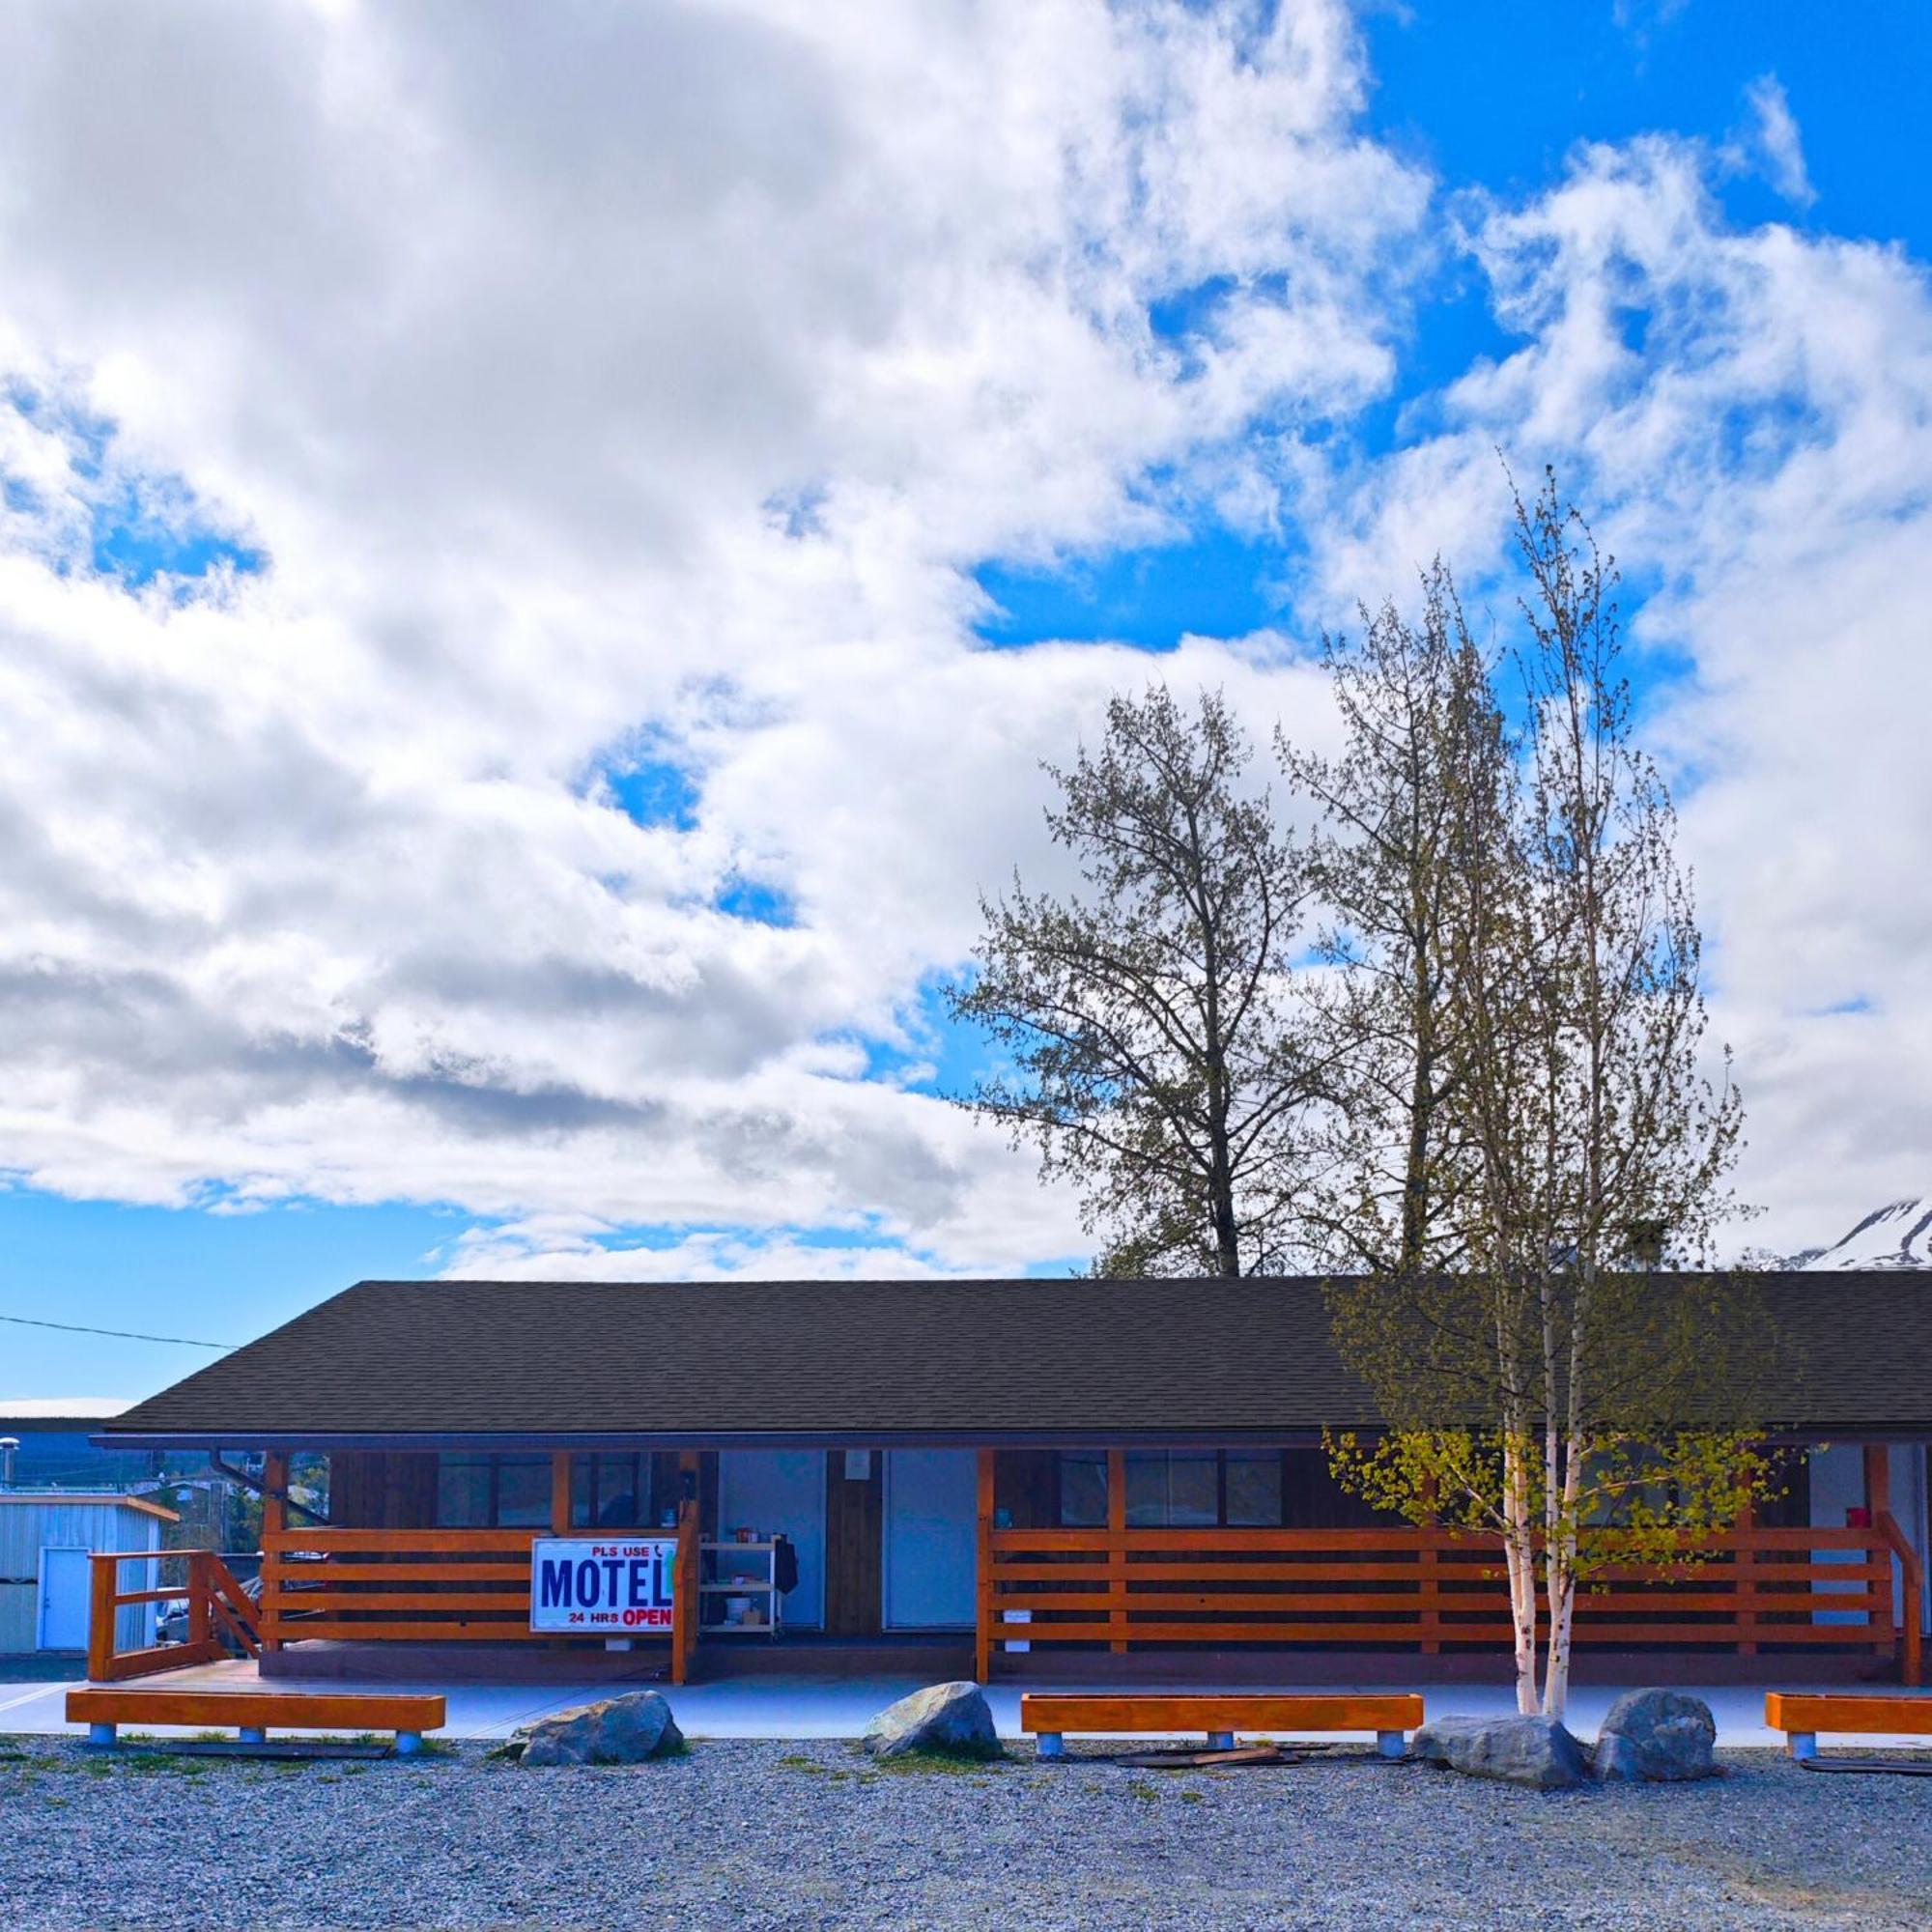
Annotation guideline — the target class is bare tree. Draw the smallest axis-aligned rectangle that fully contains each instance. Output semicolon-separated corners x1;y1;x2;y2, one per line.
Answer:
1327;472;1763;1718
949;685;1318;1277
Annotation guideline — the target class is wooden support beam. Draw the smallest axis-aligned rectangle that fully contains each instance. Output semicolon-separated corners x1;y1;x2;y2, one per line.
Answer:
260;1451;288;1652
551;1452;573;1535
1106;1449;1126;1655
672;1451;700;1687
1864;1443;1892;1519
975;1449;995;1683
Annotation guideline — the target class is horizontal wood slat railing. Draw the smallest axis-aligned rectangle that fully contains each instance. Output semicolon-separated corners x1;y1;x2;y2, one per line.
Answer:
262;1528;549;1644
262;1520;704;1667
978;1521;1919;1682
87;1549;262;1683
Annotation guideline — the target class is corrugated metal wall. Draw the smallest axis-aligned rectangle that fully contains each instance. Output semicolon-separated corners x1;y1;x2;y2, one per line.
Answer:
0;1501;162;1652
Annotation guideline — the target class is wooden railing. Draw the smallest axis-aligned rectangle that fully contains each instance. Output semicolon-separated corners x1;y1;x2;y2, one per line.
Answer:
262;1527;540;1643
261;1500;703;1682
978;1520;1923;1683
87;1548;261;1683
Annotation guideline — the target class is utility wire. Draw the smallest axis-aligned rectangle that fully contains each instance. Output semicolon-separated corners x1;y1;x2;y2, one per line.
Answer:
0;1311;235;1350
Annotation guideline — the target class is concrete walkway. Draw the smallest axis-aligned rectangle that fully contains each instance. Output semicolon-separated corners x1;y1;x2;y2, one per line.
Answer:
4;1664;1926;1747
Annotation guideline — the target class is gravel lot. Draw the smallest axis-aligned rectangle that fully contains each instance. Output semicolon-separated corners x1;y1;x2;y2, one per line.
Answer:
3;1734;1928;1931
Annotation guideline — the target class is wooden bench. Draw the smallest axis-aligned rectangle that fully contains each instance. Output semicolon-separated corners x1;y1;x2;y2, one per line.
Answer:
1764;1692;1932;1762
1019;1693;1424;1760
68;1690;446;1755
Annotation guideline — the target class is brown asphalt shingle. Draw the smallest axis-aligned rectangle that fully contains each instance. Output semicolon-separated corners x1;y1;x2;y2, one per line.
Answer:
99;1271;1927;1445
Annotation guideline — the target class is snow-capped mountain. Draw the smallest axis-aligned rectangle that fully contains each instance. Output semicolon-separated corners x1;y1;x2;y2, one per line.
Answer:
1788;1198;1932;1270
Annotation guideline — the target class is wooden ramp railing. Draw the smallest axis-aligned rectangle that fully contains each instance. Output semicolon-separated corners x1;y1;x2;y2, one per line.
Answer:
88;1549;261;1683
979;1520;1922;1682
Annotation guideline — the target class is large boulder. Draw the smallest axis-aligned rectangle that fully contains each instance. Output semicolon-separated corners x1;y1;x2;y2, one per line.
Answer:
505;1690;685;1767
862;1681;1003;1762
1410;1714;1587;1790
1591;1689;1719;1782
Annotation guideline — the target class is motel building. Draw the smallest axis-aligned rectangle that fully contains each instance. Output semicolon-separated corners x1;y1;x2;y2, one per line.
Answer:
85;1274;1929;1690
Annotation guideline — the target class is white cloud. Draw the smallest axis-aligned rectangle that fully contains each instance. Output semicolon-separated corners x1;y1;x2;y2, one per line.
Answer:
0;4;1920;1288
0;1;1413;1278
1744;72;1817;210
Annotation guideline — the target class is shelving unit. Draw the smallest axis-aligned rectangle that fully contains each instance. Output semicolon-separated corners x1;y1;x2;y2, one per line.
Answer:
698;1539;783;1638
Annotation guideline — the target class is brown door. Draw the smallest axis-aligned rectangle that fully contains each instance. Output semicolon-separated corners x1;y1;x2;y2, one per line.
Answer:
824;1449;883;1635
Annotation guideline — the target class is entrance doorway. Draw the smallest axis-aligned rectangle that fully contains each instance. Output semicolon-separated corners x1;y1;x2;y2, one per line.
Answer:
884;1449;977;1630
38;1547;90;1651
824;1450;883;1635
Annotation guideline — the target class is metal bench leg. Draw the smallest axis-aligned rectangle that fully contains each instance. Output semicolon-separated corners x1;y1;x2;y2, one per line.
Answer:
1036;1733;1065;1759
1207;1731;1235;1750
1377;1730;1406;1760
239;1727;268;1745
395;1731;423;1756
88;1722;116;1747
1787;1732;1817;1762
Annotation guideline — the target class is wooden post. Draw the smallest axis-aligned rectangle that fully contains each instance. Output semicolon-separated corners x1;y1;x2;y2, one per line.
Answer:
261;1451;288;1539
1418;1476;1441;1657
260;1451;288;1653
1864;1443;1892;1520
551;1452;573;1534
1107;1449;1127;1654
186;1550;212;1651
87;1553;119;1682
975;1449;995;1684
1734;1495;1758;1658
1865;1444;1895;1661
671;1451;699;1687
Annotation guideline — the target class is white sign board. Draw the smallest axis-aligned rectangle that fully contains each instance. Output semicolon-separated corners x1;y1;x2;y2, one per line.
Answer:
530;1537;677;1634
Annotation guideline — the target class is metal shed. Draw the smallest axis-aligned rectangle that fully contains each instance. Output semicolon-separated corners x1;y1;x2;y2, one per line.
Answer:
0;1493;177;1655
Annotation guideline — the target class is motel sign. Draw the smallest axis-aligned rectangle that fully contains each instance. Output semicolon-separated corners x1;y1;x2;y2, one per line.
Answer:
529;1537;677;1634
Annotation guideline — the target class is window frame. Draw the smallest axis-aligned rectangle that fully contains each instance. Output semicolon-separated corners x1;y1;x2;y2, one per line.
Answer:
1056;1448;1288;1529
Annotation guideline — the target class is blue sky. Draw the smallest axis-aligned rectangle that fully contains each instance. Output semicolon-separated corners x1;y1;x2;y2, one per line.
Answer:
1;0;1929;1400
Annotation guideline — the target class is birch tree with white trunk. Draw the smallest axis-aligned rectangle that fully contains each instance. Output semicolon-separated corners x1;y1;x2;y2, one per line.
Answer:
1326;472;1769;1719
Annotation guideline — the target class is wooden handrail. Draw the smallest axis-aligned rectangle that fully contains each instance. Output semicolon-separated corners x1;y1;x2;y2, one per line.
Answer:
1875;1508;1925;1687
87;1548;251;1683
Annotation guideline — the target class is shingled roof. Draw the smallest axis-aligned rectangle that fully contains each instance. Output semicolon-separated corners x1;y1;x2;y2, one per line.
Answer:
98;1272;1930;1448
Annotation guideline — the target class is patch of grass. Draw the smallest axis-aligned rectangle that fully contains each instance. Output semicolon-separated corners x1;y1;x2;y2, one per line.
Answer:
779;1752;824;1773
1180;1789;1206;1804
1125;1778;1160;1802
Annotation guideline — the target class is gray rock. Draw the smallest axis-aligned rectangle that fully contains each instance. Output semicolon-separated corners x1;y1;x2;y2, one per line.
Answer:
1591;1689;1718;1781
505;1690;685;1767
862;1681;1003;1761
1410;1713;1587;1789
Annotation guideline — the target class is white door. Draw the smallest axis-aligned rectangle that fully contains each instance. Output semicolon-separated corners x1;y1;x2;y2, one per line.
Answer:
38;1548;91;1651
884;1450;978;1630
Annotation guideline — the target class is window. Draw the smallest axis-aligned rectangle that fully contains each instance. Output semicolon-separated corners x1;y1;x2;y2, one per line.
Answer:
1057;1450;1287;1527
1125;1451;1217;1526
495;1457;551;1527
435;1454;554;1528
570;1453;658;1529
1059;1451;1107;1527
1224;1451;1283;1526
437;1454;494;1527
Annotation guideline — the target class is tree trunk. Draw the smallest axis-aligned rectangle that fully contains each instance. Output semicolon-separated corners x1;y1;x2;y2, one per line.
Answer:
1501;1435;1540;1714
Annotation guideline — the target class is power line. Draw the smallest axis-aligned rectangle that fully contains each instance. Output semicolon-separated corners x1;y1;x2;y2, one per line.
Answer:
0;1311;235;1350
